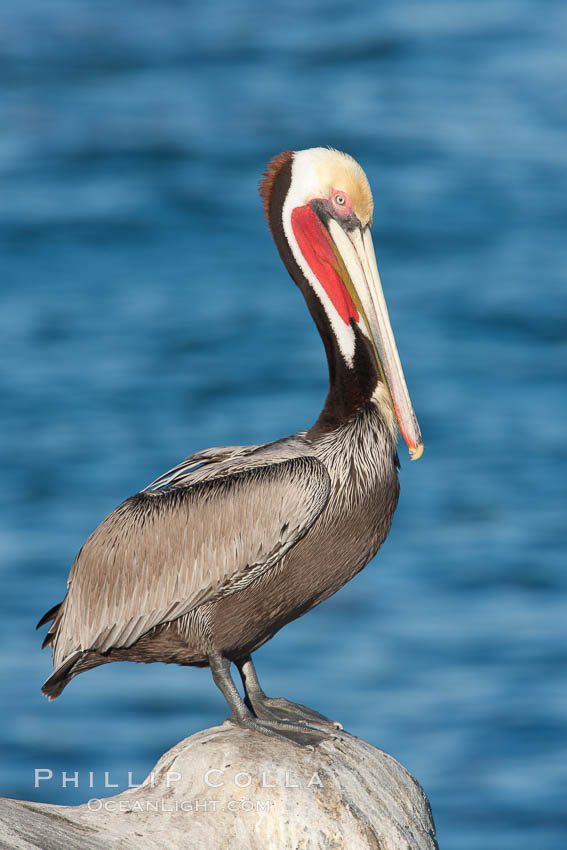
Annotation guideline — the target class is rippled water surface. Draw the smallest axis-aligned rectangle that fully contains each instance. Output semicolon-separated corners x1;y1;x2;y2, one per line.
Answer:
1;2;566;848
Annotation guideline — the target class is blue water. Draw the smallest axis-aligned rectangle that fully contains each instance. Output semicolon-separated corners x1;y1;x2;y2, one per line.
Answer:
1;1;566;847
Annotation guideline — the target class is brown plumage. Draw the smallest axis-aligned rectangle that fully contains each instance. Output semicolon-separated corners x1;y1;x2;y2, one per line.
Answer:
259;149;293;230
38;148;422;744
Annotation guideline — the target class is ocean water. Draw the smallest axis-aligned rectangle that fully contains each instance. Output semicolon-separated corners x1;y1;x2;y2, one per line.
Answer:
1;1;566;848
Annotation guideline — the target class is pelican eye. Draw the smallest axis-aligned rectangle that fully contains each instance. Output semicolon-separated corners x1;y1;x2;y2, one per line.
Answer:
335;194;345;206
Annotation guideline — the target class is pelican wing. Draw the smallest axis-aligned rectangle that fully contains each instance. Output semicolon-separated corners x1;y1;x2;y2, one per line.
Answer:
143;444;259;491
50;457;330;667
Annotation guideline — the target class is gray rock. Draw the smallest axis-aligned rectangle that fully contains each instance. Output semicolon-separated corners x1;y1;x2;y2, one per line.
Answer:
0;723;438;849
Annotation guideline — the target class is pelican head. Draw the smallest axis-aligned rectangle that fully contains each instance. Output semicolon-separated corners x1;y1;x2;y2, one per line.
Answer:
261;147;423;460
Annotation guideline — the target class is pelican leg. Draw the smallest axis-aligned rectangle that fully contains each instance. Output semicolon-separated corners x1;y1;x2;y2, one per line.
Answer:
236;655;343;731
208;651;330;746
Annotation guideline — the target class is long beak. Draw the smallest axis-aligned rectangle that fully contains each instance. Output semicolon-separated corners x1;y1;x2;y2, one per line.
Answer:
328;219;424;460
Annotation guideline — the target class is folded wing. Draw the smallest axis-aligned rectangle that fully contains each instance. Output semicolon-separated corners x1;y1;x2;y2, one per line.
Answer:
48;457;331;669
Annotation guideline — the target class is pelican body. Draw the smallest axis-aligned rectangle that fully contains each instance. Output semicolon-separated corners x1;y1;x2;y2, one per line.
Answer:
38;148;423;743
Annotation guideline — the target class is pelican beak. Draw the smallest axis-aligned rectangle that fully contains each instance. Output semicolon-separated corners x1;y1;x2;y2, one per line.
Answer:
327;219;424;460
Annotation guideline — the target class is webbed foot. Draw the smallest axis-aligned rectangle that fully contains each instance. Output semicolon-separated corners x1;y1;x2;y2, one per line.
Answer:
228;712;332;747
249;696;343;730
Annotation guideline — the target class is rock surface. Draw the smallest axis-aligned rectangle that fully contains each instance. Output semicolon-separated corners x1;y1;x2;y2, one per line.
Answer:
0;723;438;850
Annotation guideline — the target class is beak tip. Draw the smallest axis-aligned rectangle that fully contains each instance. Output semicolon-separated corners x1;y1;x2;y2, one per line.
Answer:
409;442;424;461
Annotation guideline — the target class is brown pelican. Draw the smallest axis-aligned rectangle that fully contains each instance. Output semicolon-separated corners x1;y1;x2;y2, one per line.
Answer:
38;148;423;745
